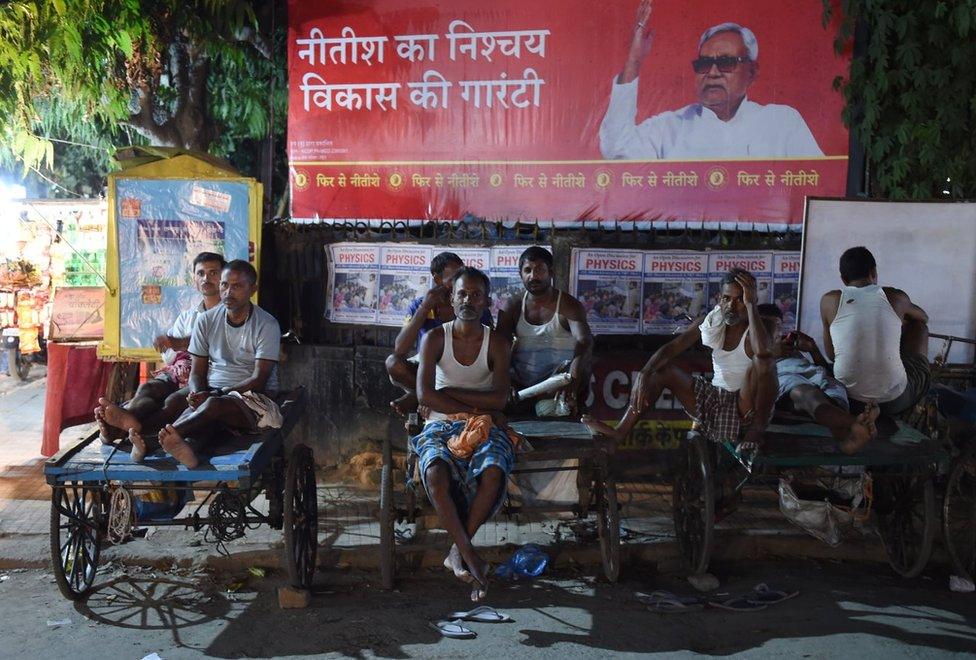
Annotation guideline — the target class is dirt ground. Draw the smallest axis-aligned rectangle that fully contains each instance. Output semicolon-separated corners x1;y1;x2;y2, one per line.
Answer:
2;557;975;659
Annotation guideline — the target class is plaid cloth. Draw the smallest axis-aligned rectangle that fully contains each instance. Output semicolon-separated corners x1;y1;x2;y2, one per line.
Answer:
153;351;193;388
691;376;752;443
409;419;517;520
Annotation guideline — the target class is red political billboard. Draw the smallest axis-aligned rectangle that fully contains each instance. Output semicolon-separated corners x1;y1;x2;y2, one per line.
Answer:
288;0;850;226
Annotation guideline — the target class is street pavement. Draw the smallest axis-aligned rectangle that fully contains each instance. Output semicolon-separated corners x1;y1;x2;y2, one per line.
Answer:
2;373;974;657
1;559;974;659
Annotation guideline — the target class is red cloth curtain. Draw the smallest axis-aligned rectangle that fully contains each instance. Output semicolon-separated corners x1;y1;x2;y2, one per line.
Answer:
41;343;115;457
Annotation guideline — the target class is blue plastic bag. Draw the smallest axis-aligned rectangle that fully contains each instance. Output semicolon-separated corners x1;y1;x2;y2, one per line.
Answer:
494;543;549;580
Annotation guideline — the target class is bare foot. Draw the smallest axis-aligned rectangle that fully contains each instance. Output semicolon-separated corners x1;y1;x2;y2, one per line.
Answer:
389;392;418;418
98;397;141;434
443;545;472;582
738;424;765;453
468;561;489;602
581;414;624;441
159;424;199;468
840;404;880;454
94;405;126;444
128;428;147;463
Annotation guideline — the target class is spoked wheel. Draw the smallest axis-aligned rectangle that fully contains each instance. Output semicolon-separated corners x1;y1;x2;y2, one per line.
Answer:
596;474;621;582
283;444;318;589
379;439;397;590
943;446;976;582
671;432;714;575
875;472;937;578
50;483;104;600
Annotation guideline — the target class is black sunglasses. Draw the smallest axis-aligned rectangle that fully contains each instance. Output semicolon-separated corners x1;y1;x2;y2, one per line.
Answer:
691;55;751;74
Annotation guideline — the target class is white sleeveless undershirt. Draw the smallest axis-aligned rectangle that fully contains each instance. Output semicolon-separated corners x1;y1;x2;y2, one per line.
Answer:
830;284;906;402
427;321;493;421
711;328;752;392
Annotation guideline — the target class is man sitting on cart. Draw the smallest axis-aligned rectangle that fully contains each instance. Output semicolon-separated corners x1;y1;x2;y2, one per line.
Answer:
386;251;494;417
820;246;931;422
412;266;515;602
582;269;777;451
757;303;879;453
95;251;225;461
496;246;594;416
124;260;282;468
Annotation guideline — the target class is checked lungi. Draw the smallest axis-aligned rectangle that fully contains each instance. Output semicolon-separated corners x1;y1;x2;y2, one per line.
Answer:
691;376;754;444
409;419;517;521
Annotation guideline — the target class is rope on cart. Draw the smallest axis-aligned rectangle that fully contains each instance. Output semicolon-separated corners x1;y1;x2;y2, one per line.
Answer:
107;485;135;545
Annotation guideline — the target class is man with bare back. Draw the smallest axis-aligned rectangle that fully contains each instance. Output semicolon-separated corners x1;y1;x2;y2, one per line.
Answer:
411;267;514;603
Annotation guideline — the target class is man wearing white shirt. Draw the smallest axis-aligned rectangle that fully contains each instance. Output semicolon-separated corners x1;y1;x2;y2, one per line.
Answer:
599;0;823;160
95;252;225;460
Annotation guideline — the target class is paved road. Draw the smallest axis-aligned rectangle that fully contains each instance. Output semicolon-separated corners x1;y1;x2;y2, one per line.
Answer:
2;558;974;659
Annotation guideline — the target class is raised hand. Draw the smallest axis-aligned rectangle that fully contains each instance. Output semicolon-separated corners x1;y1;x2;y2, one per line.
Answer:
734;272;758;306
619;0;654;84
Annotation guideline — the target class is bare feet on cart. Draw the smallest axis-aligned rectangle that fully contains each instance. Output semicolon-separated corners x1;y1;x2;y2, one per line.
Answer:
97;397;142;436
390;391;418;418
159;424;200;468
581;414;623;441
443;544;472;582
840;403;880;454
128;428;147;463
94;405;124;444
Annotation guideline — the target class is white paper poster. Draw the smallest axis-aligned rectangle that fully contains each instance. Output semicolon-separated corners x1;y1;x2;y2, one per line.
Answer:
572;248;643;334
641;252;709;335
377;246;432;326
327;244;380;324
772;252;801;332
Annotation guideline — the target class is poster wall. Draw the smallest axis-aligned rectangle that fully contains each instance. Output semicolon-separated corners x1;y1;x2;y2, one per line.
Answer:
326;243;545;326
288;0;850;226
571;248;799;335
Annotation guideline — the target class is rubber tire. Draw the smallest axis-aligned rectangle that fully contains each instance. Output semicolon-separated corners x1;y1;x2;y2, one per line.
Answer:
379;461;397;590
7;347;29;381
597;476;621;582
672;433;715;576
876;474;937;578
283;444;318;589
943;446;976;582
50;483;102;601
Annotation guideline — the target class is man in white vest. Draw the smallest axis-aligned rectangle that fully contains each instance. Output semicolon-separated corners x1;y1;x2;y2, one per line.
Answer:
820;246;931;422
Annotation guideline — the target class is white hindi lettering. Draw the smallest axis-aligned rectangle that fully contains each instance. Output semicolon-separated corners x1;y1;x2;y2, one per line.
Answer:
393;33;438;62
295;26;388;66
406;70;452;109
458;68;544;109
300;73;400;112
446;20;550;62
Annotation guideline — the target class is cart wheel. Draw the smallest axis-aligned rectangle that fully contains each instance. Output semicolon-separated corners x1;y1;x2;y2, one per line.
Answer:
379;459;397;590
672;432;714;575
596;475;621;582
283;444;318;589
943;446;976;582
7;347;30;381
50;483;103;600
875;473;937;578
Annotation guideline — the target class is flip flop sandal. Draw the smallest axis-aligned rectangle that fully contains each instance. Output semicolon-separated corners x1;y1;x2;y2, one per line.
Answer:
746;583;799;605
430;619;477;639
635;591;704;613
707;595;768;612
446;605;514;623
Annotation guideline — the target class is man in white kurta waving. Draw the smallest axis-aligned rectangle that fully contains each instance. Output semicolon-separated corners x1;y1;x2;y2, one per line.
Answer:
600;0;823;160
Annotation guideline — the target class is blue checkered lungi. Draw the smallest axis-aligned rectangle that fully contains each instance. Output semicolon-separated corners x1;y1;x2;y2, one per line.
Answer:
408;420;517;520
